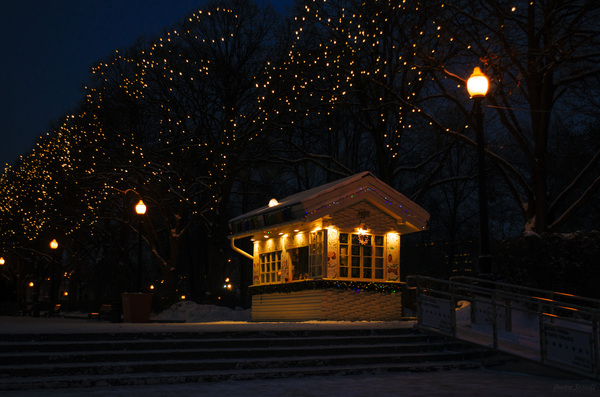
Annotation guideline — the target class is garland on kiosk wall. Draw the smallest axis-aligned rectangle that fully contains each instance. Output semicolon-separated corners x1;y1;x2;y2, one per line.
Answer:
249;279;403;295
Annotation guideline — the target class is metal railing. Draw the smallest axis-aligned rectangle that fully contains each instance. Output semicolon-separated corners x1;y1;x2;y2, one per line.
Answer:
406;275;600;379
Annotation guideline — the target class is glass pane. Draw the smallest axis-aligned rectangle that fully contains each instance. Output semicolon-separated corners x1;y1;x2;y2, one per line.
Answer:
375;269;384;279
363;245;372;257
375;257;384;268
340;256;348;266
340;268;348;278
352;257;360;267
375;247;384;257
351;245;360;256
266;274;270;282
351;267;360;278
375;235;384;246
351;234;359;245
364;268;372;279
339;233;348;244
340;244;348;257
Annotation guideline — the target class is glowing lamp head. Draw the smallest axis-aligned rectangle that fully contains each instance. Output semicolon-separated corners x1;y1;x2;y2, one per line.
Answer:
135;200;147;215
50;239;58;250
268;198;279;207
467;67;489;98
0;257;4;265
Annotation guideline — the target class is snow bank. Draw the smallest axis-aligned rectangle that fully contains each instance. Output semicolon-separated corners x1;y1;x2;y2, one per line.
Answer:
152;301;251;323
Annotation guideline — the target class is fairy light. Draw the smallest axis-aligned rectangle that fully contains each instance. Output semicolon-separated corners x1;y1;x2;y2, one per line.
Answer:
0;1;449;296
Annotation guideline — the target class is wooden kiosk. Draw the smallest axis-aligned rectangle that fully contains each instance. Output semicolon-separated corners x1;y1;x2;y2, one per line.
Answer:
228;172;429;321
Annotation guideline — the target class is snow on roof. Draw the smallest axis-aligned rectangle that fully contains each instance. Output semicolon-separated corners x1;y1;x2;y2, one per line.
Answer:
229;171;372;223
228;171;429;236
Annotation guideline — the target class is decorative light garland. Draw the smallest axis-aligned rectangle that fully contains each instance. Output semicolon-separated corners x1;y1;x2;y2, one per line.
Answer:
249;279;403;295
304;187;416;220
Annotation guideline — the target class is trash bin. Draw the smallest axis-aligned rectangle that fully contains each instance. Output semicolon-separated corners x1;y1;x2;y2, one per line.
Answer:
110;302;122;323
121;293;152;323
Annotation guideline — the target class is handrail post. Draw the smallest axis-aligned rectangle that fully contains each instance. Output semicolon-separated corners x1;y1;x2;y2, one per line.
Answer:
492;292;498;350
539;301;546;365
415;276;422;329
450;279;457;338
593;312;600;378
505;296;512;332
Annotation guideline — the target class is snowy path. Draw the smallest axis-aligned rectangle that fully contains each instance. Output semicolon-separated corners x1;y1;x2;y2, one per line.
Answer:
3;369;598;397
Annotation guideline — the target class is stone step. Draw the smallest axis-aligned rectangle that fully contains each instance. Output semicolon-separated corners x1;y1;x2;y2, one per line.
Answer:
0;327;418;342
0;360;485;391
0;347;487;377
0;340;467;365
0;327;495;391
0;332;433;353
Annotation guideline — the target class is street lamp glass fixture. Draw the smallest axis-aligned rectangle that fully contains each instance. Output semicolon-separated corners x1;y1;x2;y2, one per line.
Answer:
135;200;147;215
467;67;489;97
0;257;5;265
50;239;58;250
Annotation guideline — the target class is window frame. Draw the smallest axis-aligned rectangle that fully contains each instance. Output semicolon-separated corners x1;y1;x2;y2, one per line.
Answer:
309;229;327;278
338;232;385;281
259;251;282;284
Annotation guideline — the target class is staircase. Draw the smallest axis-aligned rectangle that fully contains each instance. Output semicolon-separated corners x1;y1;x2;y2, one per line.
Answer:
0;327;496;391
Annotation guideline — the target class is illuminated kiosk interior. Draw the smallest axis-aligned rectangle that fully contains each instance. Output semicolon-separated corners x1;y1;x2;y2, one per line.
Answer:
228;171;430;321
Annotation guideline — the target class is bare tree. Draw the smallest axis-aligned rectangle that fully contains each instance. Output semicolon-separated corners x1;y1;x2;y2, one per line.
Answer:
431;0;600;233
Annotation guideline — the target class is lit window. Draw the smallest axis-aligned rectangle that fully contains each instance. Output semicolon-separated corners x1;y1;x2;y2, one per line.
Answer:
309;230;327;278
339;233;385;280
260;251;282;284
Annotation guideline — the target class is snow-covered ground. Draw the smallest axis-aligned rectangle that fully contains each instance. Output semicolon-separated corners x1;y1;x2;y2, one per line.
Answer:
1;302;598;396
4;370;599;397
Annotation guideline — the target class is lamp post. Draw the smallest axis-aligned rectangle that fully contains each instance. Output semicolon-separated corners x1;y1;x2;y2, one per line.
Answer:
467;67;492;276
135;200;146;292
49;239;58;304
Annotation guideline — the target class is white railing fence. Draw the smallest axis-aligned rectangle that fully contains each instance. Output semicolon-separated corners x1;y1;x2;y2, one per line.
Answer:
407;275;600;379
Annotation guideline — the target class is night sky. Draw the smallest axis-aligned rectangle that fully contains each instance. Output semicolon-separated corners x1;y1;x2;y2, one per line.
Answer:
0;0;292;168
